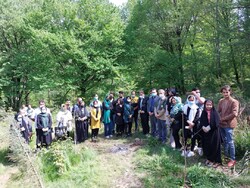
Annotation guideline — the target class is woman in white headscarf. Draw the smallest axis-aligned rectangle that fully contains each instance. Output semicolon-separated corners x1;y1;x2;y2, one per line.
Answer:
182;95;200;157
56;104;73;138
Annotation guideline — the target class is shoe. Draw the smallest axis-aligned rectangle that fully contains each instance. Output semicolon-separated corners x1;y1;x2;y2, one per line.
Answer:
187;151;195;157
213;163;221;168
205;160;211;166
194;146;198;152
181;150;187;157
207;162;214;167
109;135;113;138
105;136;110;139
227;160;236;167
198;148;203;156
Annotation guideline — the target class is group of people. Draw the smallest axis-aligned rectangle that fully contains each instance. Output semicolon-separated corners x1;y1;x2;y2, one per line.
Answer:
15;85;239;168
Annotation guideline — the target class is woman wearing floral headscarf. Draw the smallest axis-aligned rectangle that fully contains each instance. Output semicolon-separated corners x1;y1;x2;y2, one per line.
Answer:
170;96;184;150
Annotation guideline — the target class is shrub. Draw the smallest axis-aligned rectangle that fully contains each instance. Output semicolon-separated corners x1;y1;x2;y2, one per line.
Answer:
234;123;250;158
38;138;81;181
187;164;233;188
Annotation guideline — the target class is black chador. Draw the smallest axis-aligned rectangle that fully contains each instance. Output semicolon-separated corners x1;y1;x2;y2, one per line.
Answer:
75;105;89;143
200;105;222;164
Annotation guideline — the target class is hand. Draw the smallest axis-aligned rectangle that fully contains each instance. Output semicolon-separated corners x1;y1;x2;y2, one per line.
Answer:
140;111;145;114
149;112;153;116
42;127;48;132
191;91;197;96
20;127;25;131
129;115;132;118
81;117;87;121
202;126;209;133
117;113;121;116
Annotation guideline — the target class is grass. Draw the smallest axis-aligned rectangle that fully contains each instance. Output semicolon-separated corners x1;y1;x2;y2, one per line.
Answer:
1;114;250;188
134;136;237;188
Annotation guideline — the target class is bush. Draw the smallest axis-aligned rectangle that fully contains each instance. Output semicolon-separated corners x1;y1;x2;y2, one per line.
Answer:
234;123;250;158
187;165;233;188
38;138;81;181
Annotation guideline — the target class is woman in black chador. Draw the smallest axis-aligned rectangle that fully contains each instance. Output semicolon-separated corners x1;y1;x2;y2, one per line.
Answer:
200;99;222;167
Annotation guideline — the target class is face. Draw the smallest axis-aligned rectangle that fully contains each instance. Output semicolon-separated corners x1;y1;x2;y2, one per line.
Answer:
195;90;201;97
205;101;213;111
66;101;70;106
188;96;195;102
119;93;123;98
139;92;144;97
222;89;230;98
171;98;176;105
131;91;135;96
151;90;157;95
39;102;45;108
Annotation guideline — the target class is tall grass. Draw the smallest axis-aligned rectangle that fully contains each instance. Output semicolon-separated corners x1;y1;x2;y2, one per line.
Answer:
135;137;234;188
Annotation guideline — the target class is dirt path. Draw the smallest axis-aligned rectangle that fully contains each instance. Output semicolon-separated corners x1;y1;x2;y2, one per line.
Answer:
84;137;144;188
0;167;19;188
0;114;19;188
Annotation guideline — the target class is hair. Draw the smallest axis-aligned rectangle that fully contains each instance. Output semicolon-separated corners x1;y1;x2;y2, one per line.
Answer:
119;91;124;94
158;89;165;93
39;100;45;105
151;88;157;92
126;96;131;100
220;85;231;92
204;99;214;110
192;87;199;91
139;90;144;94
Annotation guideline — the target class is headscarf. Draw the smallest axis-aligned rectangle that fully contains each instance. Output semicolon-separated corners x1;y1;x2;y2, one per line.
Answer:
170;96;183;116
182;95;199;122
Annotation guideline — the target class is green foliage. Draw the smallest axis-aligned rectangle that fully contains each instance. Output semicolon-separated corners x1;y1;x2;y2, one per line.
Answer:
135;144;184;187
235;123;250;158
38;139;82;181
187;164;233;188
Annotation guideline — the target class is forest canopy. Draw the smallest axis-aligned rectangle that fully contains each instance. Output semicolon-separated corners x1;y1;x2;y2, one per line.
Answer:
0;0;249;110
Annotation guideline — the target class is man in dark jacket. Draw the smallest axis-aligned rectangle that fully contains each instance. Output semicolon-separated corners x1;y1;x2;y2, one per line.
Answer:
138;90;149;135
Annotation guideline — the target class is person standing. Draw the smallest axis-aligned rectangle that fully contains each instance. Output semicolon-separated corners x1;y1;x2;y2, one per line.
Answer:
31;100;52;150
90;100;102;142
138;90;149;135
169;96;184;150
182;95;200;157
200;99;222;167
115;98;124;136
155;89;167;144
18;109;32;143
123;96;134;137
74;100;89;143
131;91;139;132
147;88;159;137
103;94;112;138
56;104;73;138
218;85;239;167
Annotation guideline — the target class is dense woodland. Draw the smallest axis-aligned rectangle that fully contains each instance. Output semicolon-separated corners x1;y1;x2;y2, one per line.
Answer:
0;0;249;110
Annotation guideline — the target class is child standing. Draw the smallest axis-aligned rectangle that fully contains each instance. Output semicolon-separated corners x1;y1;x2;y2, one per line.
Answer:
200;100;222;167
